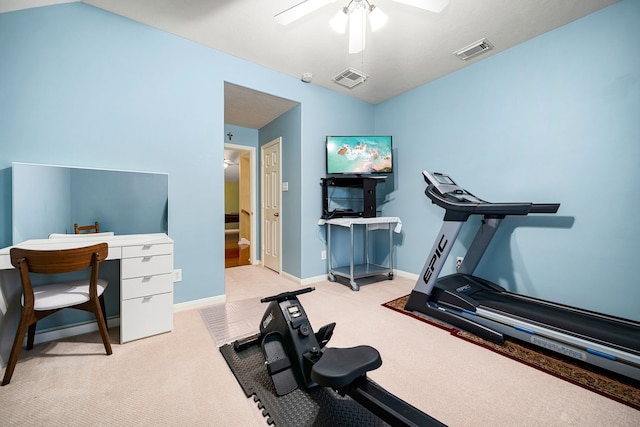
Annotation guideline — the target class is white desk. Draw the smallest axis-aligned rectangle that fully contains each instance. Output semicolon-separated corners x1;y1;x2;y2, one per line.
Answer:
0;233;174;366
321;217;401;291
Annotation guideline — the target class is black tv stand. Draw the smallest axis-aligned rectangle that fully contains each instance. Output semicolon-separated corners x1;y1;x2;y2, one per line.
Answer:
321;177;381;219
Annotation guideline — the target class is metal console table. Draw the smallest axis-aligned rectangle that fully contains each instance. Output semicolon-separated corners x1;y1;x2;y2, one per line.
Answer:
322;217;402;291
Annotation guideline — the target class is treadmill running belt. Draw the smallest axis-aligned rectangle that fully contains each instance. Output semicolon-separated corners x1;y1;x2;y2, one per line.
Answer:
473;290;640;354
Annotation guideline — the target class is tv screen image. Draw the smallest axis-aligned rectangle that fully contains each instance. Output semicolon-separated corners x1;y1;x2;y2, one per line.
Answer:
326;136;392;175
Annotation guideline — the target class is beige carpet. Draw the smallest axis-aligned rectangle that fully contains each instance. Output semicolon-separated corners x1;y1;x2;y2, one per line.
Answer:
1;266;639;426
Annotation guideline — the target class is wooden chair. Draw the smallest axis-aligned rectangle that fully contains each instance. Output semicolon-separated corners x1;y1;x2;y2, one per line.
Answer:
1;243;112;386
74;221;100;234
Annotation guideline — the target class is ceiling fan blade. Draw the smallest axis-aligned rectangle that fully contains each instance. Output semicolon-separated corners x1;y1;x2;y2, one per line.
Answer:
275;0;335;25
391;0;450;13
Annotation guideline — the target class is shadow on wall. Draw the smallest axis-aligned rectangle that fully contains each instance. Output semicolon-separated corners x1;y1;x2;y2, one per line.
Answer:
474;215;575;294
0;168;12;248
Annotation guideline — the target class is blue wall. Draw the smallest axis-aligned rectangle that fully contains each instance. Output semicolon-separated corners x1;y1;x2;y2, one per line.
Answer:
0;3;373;314
375;0;640;321
260;105;303;277
224;124;259;151
1;0;637;329
300;92;376;278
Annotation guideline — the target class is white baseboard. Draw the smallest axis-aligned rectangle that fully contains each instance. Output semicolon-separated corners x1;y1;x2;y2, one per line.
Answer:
301;273;331;285
28;294;227;347
29;316;120;347
284;269;414;286
279;270;299;284
173;295;225;312
394;269;418;280
280;271;327;286
26;269;417;348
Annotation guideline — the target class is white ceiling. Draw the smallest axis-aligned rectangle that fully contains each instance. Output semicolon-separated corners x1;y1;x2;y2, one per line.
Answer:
1;0;618;129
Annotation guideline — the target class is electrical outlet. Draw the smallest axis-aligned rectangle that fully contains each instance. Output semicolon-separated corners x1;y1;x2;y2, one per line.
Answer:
456;257;464;271
173;269;182;282
321;250;327;260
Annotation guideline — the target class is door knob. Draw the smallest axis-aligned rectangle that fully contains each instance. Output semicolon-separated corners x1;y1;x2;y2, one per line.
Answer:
274;212;279;217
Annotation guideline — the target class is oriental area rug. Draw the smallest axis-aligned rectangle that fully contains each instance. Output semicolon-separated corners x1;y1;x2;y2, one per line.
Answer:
382;295;640;411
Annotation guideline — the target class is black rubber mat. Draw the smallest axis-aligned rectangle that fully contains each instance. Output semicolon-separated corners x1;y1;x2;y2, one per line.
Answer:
219;343;388;426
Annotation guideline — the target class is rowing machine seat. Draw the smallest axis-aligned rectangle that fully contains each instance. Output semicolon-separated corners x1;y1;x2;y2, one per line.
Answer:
311;345;382;389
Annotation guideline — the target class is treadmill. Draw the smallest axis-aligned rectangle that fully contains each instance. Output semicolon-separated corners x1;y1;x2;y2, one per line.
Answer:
405;171;640;381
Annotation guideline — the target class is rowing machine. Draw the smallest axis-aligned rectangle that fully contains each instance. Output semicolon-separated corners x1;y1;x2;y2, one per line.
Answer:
234;287;445;427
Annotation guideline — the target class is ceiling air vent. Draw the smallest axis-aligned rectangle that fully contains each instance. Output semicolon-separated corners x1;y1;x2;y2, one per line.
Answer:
454;38;494;60
333;67;368;89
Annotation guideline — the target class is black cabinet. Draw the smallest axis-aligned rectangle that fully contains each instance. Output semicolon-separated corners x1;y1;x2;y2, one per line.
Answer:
321;177;382;219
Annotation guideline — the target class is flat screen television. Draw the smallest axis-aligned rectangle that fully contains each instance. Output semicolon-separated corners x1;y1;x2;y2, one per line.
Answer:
326;135;392;175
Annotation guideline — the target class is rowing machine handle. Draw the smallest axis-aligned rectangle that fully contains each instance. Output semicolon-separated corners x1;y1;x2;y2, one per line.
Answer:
260;287;315;303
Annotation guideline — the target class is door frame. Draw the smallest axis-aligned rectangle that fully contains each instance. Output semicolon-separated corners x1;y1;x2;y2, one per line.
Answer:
261;137;282;274
224;143;256;266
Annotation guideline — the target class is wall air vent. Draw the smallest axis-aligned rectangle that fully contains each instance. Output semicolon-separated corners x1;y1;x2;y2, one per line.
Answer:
454;38;494;60
332;67;368;89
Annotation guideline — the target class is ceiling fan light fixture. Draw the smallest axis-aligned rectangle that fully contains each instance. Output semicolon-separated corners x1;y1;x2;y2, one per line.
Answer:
330;7;349;33
368;5;388;32
348;4;366;54
276;0;448;55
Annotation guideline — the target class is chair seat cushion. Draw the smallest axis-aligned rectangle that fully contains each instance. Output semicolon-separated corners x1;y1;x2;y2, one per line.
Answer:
24;279;108;311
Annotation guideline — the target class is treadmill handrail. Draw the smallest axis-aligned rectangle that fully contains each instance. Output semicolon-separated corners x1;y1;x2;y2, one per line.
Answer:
425;184;559;221
529;203;561;214
426;185;531;221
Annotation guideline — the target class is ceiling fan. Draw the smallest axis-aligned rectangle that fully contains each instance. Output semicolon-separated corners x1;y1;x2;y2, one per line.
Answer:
275;0;449;53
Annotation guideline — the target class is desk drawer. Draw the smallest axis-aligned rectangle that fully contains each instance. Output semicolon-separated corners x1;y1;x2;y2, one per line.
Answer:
121;254;172;279
122;243;173;258
0;254;12;270
122;273;173;300
120;291;173;343
106;247;122;260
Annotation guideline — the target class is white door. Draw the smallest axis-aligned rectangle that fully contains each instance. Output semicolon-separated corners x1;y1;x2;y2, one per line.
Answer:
262;138;281;272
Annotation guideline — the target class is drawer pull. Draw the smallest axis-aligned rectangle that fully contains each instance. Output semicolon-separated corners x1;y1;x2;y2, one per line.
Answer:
142;296;153;303
142;276;153;283
142;256;153;262
142;244;153;250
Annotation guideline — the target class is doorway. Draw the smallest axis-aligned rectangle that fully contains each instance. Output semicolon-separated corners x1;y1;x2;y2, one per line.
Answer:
223;82;299;276
224;144;255;268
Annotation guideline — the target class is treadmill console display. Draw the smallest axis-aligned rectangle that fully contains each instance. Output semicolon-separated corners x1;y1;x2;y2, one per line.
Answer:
423;171;484;204
423;171;459;195
433;174;455;185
